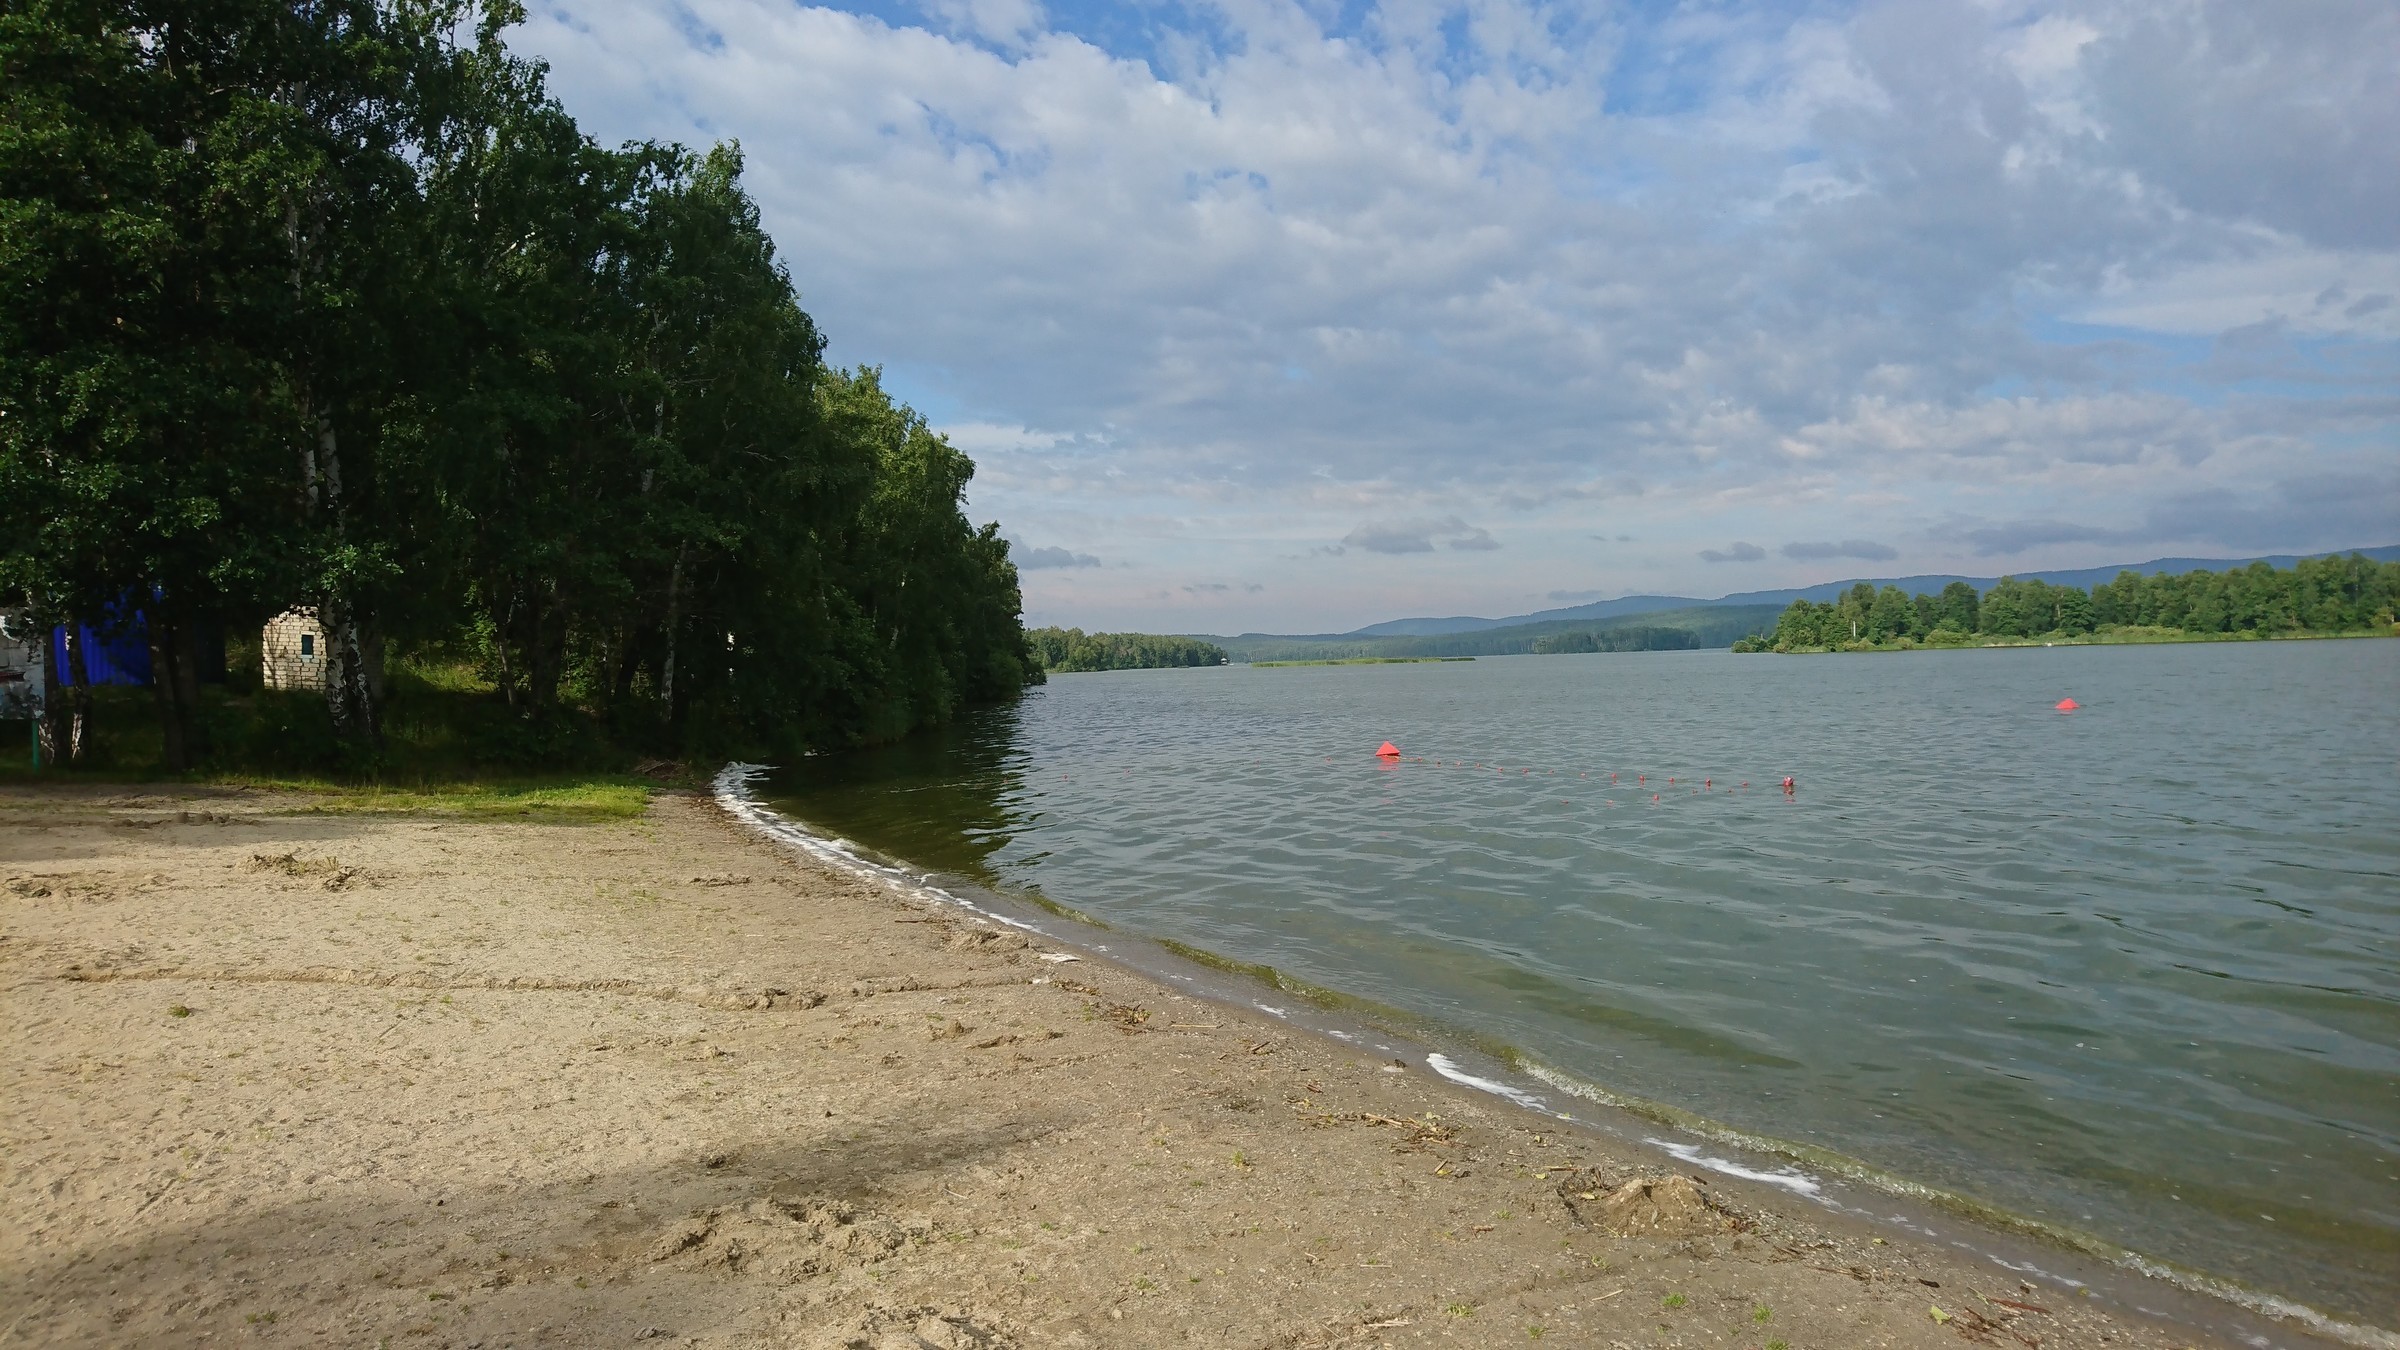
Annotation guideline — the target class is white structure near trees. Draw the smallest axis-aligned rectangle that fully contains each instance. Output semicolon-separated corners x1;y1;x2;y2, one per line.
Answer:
0;611;45;720
262;608;329;691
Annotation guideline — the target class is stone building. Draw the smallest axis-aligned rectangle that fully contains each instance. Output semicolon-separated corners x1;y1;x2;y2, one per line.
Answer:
261;608;329;691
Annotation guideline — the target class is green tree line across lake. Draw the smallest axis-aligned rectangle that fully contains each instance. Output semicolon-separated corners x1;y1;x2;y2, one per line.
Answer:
2;0;1039;774
1737;555;2400;653
1028;628;1228;673
1530;625;1700;655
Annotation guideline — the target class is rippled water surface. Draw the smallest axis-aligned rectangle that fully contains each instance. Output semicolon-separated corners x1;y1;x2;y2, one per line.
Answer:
766;642;2400;1326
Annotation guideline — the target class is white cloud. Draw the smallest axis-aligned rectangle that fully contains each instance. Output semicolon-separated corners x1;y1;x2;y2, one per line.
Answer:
517;0;2400;632
1700;541;1767;564
2073;241;2400;338
1013;543;1100;569
1782;539;1897;562
1342;516;1499;554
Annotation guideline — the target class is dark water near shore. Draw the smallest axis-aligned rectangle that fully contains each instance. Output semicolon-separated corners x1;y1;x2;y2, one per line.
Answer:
764;641;2400;1329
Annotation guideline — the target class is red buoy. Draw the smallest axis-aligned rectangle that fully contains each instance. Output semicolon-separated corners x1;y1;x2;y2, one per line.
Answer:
1781;776;1796;794
1376;741;1402;758
2055;698;2080;712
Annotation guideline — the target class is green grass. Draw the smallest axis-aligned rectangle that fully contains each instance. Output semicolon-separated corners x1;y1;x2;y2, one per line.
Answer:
231;777;655;821
0;659;676;822
1248;656;1477;667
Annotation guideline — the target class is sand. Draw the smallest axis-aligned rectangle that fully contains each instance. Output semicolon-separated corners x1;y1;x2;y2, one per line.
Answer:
1;784;2252;1349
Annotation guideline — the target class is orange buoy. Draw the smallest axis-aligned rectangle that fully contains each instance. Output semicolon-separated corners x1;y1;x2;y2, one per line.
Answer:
1376;741;1402;758
2055;698;2080;712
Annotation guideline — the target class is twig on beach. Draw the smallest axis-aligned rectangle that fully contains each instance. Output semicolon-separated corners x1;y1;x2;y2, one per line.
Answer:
130;1175;179;1219
1169;1022;1220;1029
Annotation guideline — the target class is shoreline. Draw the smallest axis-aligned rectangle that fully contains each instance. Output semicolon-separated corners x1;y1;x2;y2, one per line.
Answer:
715;769;2390;1350
0;779;2371;1349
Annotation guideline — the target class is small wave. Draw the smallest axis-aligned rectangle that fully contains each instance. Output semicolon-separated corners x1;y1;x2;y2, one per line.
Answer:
713;764;1037;933
1648;1138;1822;1196
1424;1052;1555;1113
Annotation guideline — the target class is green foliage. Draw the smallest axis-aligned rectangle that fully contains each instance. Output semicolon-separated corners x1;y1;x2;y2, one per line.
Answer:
1750;555;2399;653
0;0;1038;776
1530;625;1700;654
1028;628;1227;672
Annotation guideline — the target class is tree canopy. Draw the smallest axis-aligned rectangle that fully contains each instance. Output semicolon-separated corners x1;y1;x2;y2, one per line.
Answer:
0;0;1040;770
1027;628;1228;673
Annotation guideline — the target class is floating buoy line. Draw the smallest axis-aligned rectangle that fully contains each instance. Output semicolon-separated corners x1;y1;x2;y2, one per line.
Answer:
1342;737;1785;805
1026;699;2080;808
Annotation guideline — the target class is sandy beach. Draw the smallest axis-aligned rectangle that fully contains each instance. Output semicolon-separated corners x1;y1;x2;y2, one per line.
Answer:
1;784;2251;1349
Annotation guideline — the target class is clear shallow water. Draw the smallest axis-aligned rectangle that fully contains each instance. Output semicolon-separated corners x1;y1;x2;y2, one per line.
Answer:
765;642;2400;1328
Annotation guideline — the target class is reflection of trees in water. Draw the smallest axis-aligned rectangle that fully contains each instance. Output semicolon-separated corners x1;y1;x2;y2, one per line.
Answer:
764;700;1030;885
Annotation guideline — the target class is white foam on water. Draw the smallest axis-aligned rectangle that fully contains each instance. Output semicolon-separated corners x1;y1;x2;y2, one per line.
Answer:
713;763;1038;934
1648;1138;1823;1197
1423;1053;1555;1114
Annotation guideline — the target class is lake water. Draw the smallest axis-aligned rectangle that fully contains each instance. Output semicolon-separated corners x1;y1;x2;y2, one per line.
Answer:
762;641;2400;1332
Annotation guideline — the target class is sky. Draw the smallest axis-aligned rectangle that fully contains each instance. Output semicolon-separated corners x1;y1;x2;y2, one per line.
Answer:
518;0;2399;633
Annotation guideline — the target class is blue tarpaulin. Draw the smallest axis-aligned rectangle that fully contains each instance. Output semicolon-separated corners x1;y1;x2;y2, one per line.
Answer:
53;610;153;687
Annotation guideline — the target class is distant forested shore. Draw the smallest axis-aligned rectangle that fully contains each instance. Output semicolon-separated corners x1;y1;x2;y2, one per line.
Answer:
2;0;1039;776
1204;605;1776;663
1736;554;2398;654
1029;628;1228;672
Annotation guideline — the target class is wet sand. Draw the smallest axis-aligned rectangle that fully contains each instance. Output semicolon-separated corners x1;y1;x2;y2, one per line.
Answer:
2;784;2249;1348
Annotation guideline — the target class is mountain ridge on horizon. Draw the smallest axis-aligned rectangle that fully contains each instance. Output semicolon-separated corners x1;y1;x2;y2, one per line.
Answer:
1196;545;2400;641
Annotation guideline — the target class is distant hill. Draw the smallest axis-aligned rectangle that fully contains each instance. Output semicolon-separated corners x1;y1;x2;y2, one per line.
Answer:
1322;545;2400;639
1348;594;1698;636
1204;605;1783;664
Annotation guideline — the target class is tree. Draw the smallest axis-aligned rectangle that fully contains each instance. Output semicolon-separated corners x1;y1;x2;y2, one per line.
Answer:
1;0;1041;772
1742;555;2400;655
1936;581;1979;632
1867;585;1916;641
